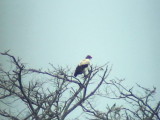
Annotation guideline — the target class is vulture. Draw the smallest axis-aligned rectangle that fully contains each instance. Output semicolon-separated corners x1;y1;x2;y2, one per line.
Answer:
74;55;92;77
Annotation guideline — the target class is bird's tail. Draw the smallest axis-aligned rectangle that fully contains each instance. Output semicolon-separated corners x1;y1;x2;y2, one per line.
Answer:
74;73;77;77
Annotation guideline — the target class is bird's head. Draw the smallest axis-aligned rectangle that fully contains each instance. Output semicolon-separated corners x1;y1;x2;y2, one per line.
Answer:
86;55;92;59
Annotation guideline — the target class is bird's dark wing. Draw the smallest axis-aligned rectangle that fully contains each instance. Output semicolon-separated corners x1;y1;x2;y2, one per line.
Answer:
74;64;88;77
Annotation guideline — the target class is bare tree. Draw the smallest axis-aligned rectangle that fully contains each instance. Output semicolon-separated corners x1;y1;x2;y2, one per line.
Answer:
0;51;110;120
0;51;159;120
81;79;160;120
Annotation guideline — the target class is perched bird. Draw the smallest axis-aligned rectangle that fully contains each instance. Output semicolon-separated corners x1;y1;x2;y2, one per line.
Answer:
74;55;92;77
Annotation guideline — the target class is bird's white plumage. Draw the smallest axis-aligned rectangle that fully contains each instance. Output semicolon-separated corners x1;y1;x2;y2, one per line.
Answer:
79;59;90;66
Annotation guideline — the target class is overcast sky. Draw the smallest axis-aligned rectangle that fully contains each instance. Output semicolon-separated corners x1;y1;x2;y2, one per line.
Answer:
0;0;160;118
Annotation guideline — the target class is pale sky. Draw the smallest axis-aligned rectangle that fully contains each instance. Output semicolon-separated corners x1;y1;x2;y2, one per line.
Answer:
0;0;160;119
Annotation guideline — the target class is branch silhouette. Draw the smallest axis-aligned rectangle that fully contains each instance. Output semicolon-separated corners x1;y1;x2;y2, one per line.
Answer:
0;51;159;120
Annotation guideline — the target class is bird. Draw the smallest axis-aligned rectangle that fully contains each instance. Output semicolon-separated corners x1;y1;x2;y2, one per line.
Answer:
74;55;92;77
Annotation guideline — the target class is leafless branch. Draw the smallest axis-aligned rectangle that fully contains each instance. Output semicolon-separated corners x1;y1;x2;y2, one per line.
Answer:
0;51;159;120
